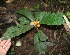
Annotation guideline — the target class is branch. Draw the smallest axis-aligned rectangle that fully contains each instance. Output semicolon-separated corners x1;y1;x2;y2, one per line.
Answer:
63;15;70;28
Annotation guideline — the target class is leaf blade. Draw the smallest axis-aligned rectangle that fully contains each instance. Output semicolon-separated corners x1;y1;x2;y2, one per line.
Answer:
34;30;48;54
40;12;65;25
3;24;33;39
17;9;34;21
18;17;30;25
35;11;45;21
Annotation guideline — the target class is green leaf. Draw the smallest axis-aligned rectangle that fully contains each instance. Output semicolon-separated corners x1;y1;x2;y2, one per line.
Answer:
35;42;47;54
3;24;33;40
34;30;54;54
40;12;65;25
18;17;30;25
66;12;70;19
58;0;69;4
33;4;40;9
7;47;15;55
34;30;48;44
35;11;46;21
34;30;48;54
17;9;34;21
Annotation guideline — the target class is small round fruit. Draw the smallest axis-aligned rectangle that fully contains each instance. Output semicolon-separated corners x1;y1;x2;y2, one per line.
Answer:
34;21;38;25
37;24;40;27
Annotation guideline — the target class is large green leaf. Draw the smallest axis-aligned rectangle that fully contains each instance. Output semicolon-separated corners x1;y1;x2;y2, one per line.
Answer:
18;17;30;25
34;11;46;21
40;12;65;25
34;30;48;54
3;24;33;40
34;30;54;54
17;9;34;21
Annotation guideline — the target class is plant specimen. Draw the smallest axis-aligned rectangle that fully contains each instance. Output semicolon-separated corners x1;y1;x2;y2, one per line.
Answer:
3;8;65;54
